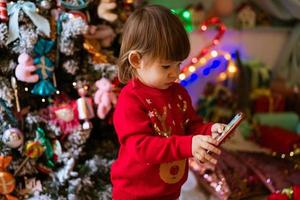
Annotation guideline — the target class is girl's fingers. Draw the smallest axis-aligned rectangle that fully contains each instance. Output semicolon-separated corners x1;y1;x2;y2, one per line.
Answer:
200;142;221;155
201;135;218;145
195;150;217;165
203;152;217;165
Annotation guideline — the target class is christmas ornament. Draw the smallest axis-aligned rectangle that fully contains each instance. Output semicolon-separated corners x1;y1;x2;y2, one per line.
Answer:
94;77;117;119
0;0;8;22
237;3;256;29
97;0;118;23
76;83;95;129
84;25;116;48
6;1;50;44
2;128;24;148
39;0;51;10
83;39;107;64
14;141;44;176
10;77;21;113
35;128;54;168
48;97;80;137
31;38;56;96
0;156;16;199
15;53;39;83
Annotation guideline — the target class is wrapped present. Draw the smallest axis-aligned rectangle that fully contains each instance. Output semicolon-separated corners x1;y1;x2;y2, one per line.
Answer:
256;125;300;153
253;93;285;113
253;112;299;133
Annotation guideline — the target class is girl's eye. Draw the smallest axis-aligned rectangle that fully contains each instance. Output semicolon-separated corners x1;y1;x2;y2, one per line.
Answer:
162;65;171;69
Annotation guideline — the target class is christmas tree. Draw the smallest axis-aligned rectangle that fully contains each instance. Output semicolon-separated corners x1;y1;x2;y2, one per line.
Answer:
0;0;139;199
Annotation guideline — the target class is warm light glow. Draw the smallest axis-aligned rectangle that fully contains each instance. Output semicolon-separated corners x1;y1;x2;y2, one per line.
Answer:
42;98;46;103
189;66;196;72
24;87;29;92
228;63;237;74
290;152;294;157
179;73;186;80
201;25;207;31
56;90;60;94
192;57;198;64
211;50;218;58
224;53;231;60
199;58;206;65
72;82;77;87
281;154;286;159
218;72;227;81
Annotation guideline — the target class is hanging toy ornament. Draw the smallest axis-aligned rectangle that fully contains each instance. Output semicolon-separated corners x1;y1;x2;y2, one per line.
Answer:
14;141;44;176
39;0;51;10
31;38;57;96
0;0;8;22
11;77;21;113
35;128;55;168
15;53;39;84
76;82;95;130
2;128;24;148
0;156;17;200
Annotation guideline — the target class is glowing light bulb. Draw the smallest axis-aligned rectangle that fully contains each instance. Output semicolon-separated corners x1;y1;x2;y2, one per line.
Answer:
179;73;186;80
199;58;206;65
189;66;196;72
201;25;207;31
224;53;231;60
192;57;198;64
211;50;218;58
228;63;237;74
218;72;227;81
24;87;29;92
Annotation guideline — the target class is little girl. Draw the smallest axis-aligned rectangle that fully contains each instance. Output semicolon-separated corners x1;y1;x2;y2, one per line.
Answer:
111;5;225;200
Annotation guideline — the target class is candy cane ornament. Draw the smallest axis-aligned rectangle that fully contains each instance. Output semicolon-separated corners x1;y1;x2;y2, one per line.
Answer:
0;0;8;22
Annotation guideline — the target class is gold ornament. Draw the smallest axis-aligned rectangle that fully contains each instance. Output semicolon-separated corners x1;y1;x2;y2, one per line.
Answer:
83;39;107;64
0;156;16;198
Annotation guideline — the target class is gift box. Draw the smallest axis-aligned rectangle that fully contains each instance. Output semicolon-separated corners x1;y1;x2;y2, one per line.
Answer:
257;125;300;153
254;94;285;113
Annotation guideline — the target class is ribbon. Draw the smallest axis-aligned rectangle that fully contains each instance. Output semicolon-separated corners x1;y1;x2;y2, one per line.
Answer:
6;1;50;44
31;38;56;96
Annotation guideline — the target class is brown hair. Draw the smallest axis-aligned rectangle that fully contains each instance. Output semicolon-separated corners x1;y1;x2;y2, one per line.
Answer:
117;5;191;83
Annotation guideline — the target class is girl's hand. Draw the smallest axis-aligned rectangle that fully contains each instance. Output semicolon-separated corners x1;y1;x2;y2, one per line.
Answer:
192;135;221;165
211;123;227;139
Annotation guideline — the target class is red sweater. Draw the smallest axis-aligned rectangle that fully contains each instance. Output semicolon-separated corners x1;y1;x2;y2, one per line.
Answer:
111;79;212;200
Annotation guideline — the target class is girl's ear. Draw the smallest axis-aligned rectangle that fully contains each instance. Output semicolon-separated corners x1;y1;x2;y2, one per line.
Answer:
128;51;142;69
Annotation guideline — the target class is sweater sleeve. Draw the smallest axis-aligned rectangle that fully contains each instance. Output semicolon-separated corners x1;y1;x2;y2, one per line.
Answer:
178;85;213;136
113;90;193;164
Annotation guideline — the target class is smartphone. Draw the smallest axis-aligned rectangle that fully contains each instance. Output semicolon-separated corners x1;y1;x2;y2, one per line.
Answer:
215;112;245;146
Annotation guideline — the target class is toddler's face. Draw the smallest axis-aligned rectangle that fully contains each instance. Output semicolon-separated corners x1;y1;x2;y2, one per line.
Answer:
136;57;181;89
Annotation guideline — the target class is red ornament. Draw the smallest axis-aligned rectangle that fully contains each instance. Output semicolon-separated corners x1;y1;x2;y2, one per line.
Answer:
181;17;226;73
0;0;8;22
